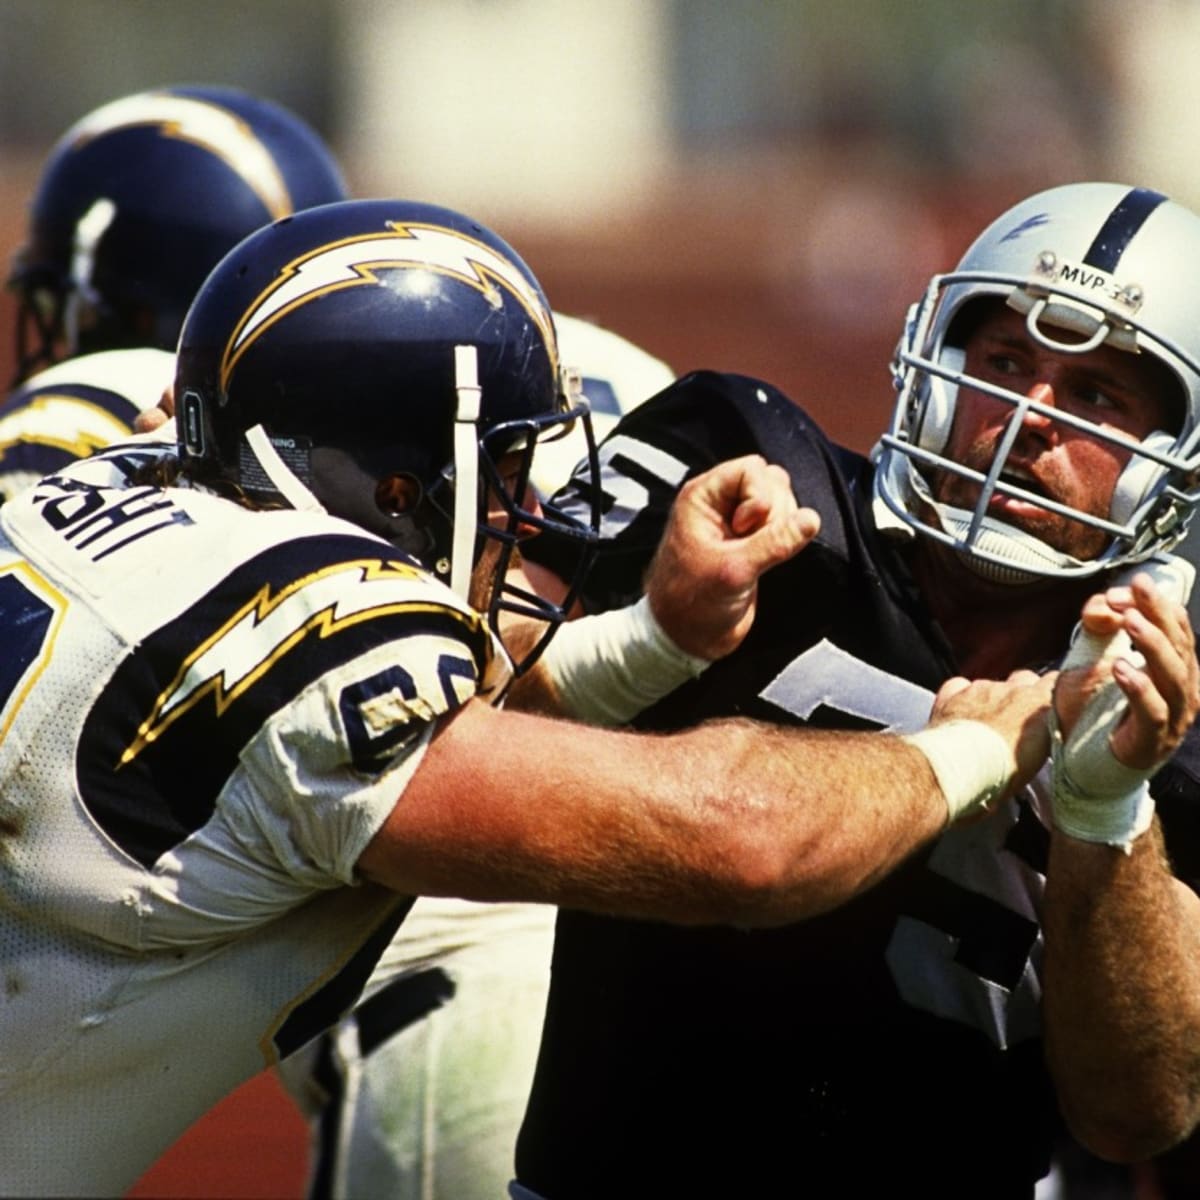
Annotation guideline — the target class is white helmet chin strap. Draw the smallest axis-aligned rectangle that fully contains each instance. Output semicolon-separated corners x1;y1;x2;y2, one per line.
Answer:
874;452;1089;585
933;504;1087;584
450;345;482;601
244;424;326;514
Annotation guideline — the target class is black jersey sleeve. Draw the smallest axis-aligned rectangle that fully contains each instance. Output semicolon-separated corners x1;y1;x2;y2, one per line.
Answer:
1152;714;1200;891
524;369;863;614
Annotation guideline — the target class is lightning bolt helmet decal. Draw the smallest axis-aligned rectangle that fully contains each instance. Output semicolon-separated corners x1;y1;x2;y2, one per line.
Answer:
68;91;299;220
173;198;600;675
221;221;558;391
8;84;347;381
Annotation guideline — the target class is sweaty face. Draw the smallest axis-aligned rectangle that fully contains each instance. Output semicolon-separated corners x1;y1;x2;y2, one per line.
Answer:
935;303;1178;561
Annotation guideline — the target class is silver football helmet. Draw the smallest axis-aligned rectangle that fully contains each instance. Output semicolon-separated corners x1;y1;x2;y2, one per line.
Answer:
874;182;1200;583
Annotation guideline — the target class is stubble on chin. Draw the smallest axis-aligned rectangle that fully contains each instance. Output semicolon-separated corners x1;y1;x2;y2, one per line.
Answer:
931;445;1107;562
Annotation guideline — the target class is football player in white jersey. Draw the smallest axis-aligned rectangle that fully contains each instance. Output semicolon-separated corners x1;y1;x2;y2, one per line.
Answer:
0;348;175;501
0;197;1058;1196
273;314;674;1200
0;83;349;502
2;89;682;1199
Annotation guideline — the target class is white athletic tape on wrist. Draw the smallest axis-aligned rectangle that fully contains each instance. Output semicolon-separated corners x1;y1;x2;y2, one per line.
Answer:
1046;554;1192;849
1049;680;1155;852
901;720;1018;821
1052;596;1156;851
541;595;710;726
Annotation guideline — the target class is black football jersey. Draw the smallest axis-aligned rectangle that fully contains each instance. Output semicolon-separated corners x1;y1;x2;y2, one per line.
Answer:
516;371;1200;1199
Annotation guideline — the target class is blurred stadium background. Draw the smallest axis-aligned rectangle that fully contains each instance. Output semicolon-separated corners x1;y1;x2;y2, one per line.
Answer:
3;1;1200;1195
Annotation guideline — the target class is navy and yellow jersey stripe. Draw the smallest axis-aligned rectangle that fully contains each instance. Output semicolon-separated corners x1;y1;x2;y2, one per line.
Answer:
76;531;496;868
268;892;413;1060
0;382;141;495
0;348;173;500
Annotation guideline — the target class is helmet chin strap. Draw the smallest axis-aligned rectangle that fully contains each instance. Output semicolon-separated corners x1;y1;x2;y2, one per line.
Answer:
876;451;1091;585
244;424;326;513
450;345;482;601
934;504;1088;584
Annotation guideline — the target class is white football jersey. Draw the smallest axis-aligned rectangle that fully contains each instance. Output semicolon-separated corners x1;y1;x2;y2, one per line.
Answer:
0;439;508;1196
0;347;174;500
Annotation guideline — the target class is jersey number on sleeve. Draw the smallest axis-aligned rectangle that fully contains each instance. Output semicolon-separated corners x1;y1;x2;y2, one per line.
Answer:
558;434;690;539
339;652;478;772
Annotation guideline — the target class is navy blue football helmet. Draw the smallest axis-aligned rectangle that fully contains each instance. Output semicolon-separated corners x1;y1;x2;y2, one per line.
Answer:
174;198;599;669
8;85;348;384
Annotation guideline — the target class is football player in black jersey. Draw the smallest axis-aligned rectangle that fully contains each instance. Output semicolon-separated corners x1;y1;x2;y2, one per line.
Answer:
513;183;1200;1199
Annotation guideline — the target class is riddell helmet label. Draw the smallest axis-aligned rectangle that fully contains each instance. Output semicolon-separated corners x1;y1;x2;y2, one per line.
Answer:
237;436;311;494
220;222;556;390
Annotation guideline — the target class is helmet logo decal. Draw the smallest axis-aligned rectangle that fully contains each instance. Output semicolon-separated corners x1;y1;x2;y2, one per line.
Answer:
999;213;1050;243
221;222;555;388
70;92;295;219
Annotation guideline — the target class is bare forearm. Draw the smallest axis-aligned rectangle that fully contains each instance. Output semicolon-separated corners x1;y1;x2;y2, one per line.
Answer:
622;720;951;925
358;703;950;927
1043;822;1200;1160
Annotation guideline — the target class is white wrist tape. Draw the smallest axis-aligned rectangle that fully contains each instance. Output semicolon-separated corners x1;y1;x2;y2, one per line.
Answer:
540;595;710;726
1044;554;1191;850
901;720;1018;821
1049;690;1155;853
1052;611;1156;853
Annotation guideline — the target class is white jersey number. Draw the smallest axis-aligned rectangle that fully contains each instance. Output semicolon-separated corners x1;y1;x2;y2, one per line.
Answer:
557;434;690;540
760;639;1044;1050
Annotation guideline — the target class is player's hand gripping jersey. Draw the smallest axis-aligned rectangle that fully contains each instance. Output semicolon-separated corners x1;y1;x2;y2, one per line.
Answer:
0;439;507;1196
516;371;1200;1199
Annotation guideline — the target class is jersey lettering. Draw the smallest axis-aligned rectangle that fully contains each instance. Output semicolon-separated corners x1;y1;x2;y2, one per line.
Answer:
30;473;192;560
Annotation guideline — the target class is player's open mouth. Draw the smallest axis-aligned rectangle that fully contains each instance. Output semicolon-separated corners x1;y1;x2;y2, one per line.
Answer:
990;469;1052;514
